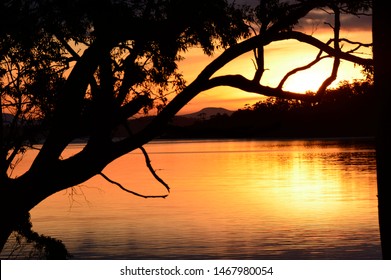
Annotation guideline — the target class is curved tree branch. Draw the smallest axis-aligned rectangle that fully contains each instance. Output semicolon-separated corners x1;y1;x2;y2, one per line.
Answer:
118;119;171;197
206;74;317;101
121;120;171;194
340;38;372;52
139;146;170;193
110;29;372;160
273;31;372;66
316;5;341;95
99;172;168;199
277;54;331;90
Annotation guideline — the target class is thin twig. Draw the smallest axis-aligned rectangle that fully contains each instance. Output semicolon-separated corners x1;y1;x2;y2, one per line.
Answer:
99;172;168;199
139;146;170;193
122;121;171;194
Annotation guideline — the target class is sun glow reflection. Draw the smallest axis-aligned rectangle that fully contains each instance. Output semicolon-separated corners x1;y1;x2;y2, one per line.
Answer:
16;139;379;259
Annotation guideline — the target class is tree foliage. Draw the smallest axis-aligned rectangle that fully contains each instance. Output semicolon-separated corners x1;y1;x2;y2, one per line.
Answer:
0;0;251;175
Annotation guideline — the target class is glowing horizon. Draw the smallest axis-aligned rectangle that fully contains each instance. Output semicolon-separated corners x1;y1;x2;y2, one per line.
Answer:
176;26;372;115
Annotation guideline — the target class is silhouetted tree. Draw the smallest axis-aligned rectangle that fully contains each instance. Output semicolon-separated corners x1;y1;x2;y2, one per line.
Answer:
373;0;391;260
1;0;376;257
0;0;251;251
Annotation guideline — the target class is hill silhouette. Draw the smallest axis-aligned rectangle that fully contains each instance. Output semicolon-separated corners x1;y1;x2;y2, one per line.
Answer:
3;82;376;140
181;107;234;119
158;81;376;139
114;80;376;139
115;107;233;136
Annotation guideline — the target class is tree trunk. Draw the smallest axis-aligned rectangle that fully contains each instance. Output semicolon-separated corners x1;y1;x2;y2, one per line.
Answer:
0;151;110;251
373;0;391;260
0;185;38;251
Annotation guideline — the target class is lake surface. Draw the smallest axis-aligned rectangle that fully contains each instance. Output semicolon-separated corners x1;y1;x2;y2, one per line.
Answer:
3;138;382;259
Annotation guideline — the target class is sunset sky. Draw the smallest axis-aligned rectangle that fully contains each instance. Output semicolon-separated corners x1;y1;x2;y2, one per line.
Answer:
176;1;373;114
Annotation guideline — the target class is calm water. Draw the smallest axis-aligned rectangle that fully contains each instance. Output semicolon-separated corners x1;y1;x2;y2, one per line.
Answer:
3;138;382;259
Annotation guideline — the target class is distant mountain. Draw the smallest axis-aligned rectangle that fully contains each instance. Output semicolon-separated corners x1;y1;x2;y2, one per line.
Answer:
114;107;234;137
180;107;234;119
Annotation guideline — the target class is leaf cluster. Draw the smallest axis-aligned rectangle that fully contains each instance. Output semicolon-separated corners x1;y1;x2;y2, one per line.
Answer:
1;0;251;113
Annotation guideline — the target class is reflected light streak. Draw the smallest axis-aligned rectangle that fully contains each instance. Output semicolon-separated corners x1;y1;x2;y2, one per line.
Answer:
8;139;379;259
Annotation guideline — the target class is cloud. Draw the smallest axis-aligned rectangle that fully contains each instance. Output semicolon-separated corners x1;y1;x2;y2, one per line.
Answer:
233;1;372;32
297;8;372;32
339;13;372;31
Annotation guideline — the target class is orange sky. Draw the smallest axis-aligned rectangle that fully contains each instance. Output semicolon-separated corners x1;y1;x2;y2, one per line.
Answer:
176;8;373;115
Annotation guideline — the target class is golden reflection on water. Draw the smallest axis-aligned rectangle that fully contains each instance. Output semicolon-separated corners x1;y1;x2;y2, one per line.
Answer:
7;139;381;259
